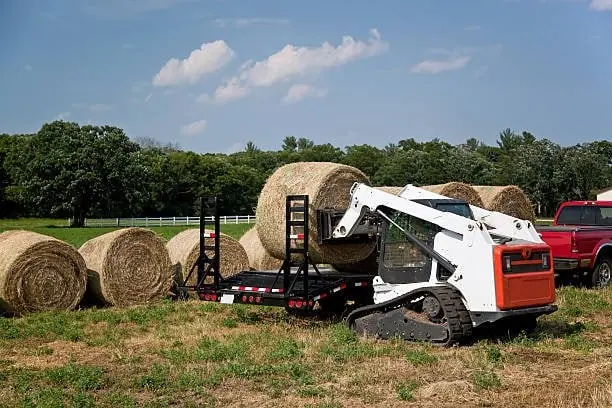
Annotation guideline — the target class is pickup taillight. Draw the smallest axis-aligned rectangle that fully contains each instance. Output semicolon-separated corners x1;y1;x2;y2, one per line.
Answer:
570;230;578;253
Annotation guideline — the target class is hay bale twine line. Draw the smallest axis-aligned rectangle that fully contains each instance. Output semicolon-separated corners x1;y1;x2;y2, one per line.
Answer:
472;185;536;222
256;162;375;264
421;182;484;207
239;227;283;271
166;229;250;285
0;230;87;315
79;227;173;307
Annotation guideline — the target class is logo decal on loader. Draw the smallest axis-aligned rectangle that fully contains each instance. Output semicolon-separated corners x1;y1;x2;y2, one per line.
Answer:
521;248;532;260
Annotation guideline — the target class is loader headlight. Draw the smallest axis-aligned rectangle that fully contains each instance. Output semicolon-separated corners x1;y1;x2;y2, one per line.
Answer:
503;255;512;273
542;253;550;269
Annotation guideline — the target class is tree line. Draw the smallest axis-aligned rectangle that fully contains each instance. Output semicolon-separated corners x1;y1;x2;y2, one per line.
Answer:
0;121;610;225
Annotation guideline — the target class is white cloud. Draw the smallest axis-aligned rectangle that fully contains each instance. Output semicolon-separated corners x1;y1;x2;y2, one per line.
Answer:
282;84;327;104
181;119;207;136
590;0;612;10
213;17;290;28
208;29;388;103
199;77;250;104
410;56;471;74
24;64;33;72
54;112;71;120
89;103;115;112
152;40;235;87
144;93;153;103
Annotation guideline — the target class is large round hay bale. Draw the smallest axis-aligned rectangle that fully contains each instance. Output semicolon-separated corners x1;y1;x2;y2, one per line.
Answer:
472;185;536;222
79;227;173;307
256;162;375;264
239;227;283;271
421;182;484;207
332;247;379;275
166;229;249;285
0;230;87;315
375;186;403;195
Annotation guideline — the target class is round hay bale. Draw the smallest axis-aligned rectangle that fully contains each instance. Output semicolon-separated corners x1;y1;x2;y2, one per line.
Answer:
239;227;283;271
375;186;403;195
256;162;375;264
332;246;379;275
472;185;536;222
78;227;173;307
421;182;484;207
166;229;250;285
0;230;87;315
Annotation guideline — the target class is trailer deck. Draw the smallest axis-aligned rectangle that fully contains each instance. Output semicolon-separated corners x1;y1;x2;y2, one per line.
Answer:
174;195;375;313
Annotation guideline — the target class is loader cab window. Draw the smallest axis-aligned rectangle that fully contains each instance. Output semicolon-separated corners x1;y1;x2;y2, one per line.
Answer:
379;209;441;284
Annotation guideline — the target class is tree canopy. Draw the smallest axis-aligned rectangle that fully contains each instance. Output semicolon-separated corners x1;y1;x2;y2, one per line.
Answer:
0;122;610;223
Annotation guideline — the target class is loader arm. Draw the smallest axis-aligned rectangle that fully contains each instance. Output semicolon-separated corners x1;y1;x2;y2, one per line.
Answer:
332;183;492;245
398;184;543;244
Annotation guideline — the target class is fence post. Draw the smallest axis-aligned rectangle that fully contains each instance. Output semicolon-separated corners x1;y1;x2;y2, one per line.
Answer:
145;217;148;227
173;216;176;226
116;218;120;227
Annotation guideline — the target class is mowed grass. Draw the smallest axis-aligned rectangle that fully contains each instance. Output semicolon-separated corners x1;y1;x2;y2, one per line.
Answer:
0;286;609;408
0;219;610;407
0;218;253;247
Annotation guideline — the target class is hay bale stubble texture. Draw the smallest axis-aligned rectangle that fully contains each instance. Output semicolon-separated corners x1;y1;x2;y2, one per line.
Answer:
422;182;484;207
79;227;173;307
0;230;87;315
256;162;375;264
472;185;536;222
239;227;283;271
375;186;403;195
166;229;250;285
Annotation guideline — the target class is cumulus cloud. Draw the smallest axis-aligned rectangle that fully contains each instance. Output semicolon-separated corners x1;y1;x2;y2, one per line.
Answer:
410;56;471;74
181;119;208;136
153;40;235;86
282;84;327;104
590;0;612;10
208;29;388;103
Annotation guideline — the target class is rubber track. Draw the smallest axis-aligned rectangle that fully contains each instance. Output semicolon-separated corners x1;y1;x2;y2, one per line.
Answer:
346;285;473;346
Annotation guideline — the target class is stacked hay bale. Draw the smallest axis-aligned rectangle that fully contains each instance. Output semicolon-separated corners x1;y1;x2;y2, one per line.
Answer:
473;185;536;222
239;227;283;271
167;229;250;285
256;162;376;264
0;230;87;315
79;227;173;307
375;186;403;195
421;182;484;207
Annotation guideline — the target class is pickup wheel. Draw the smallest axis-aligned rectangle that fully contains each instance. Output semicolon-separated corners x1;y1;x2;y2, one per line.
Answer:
591;256;612;288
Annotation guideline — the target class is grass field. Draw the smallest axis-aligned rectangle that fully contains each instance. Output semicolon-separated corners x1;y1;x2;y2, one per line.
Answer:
0;219;610;407
0;218;252;247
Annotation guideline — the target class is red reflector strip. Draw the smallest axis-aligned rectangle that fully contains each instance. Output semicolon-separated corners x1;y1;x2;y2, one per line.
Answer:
231;286;282;293
354;282;368;287
289;234;305;240
202;233;216;238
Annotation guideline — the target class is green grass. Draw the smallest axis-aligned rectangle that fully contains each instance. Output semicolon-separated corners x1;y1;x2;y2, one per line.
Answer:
0;218;253;246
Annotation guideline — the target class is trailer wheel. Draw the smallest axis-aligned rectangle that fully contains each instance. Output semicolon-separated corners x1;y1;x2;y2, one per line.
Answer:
591;256;611;288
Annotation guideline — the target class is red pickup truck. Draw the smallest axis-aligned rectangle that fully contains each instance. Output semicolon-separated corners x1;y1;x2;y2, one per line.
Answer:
537;201;612;287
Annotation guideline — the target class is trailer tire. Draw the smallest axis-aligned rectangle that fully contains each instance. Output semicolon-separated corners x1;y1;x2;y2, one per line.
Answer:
591;256;612;288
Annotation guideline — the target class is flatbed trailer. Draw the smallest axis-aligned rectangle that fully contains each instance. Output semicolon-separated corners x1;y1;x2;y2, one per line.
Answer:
174;195;375;314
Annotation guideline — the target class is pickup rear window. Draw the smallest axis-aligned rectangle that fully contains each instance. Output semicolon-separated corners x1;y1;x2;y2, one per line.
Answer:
556;205;612;226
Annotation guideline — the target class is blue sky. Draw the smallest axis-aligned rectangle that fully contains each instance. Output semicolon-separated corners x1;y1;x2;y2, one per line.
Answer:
1;0;610;153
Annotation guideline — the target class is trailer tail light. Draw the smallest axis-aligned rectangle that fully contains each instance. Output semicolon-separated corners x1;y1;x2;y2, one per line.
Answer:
288;299;295;308
542;253;550;269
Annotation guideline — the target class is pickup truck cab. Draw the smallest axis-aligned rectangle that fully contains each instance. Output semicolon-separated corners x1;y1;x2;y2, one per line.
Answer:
537;201;612;287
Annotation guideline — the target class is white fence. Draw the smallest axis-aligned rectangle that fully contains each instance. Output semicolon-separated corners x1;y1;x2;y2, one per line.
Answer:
82;215;256;228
